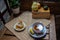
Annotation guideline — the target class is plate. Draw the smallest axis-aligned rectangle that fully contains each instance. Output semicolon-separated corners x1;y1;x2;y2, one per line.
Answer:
28;23;47;38
13;22;26;31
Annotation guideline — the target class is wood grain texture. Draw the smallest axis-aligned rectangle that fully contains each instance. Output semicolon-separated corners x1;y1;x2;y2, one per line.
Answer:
4;29;14;35
50;15;56;40
0;35;19;40
5;11;56;40
0;27;7;38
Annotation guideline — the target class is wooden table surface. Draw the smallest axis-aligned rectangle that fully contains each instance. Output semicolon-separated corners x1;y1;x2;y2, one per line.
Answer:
5;11;56;40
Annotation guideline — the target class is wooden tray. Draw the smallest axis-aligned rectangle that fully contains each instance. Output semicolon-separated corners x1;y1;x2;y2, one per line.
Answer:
5;11;56;40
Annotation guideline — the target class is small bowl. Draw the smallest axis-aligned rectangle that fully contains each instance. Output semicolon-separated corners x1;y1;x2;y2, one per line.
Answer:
43;5;48;10
32;22;44;34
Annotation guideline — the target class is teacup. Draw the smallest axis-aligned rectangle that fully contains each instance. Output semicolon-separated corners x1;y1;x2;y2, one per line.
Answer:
32;22;44;34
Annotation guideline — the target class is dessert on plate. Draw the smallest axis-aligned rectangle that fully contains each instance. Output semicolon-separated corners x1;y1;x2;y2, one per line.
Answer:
14;20;26;31
16;21;24;29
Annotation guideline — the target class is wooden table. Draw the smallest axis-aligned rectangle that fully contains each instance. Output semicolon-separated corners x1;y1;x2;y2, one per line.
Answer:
5;11;56;40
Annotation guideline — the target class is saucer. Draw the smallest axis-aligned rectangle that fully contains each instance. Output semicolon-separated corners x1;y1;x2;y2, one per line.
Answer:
28;24;47;38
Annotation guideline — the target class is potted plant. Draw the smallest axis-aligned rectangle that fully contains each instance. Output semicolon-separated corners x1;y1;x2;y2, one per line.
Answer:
8;0;20;14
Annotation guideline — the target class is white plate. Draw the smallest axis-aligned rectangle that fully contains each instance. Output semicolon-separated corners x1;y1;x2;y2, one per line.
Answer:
28;23;47;38
13;22;26;31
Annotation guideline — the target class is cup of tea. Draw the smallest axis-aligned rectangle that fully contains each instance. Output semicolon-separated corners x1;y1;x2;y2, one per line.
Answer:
32;22;44;34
